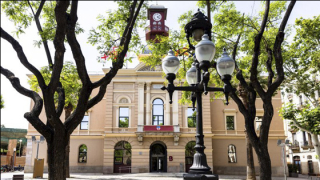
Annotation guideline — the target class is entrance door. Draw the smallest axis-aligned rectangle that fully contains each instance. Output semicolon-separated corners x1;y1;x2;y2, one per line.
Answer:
308;160;314;174
293;156;301;173
150;143;167;172
151;156;164;172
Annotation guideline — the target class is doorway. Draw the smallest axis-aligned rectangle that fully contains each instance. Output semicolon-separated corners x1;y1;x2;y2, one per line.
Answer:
150;142;167;172
308;160;314;174
293;156;301;174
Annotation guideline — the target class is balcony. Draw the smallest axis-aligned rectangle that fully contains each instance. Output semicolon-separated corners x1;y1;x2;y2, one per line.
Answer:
135;125;181;145
301;141;314;150
288;140;300;153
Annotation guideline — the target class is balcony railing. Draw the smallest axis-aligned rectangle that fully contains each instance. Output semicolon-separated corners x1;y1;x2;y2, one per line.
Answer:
137;125;180;133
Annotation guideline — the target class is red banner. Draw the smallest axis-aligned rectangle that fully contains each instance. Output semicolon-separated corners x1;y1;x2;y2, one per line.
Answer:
144;125;173;132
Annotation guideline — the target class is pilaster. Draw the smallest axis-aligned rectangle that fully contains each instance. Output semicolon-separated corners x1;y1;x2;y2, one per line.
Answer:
138;82;145;125
146;82;151;125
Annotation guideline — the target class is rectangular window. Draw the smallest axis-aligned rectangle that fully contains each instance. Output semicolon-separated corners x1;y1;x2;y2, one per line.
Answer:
187;108;196;128
80;115;89;130
226;116;235;130
119;107;129;128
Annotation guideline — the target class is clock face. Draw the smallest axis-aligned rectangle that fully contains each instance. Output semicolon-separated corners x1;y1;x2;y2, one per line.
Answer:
153;13;162;21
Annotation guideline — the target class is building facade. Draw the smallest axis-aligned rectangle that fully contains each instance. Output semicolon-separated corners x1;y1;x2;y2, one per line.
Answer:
25;62;287;176
282;92;320;175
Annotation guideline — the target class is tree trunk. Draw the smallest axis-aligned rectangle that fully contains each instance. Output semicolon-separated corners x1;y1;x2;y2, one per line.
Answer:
65;138;70;178
239;84;256;180
64;105;73;178
47;133;68;180
311;134;320;173
246;133;256;180
256;145;272;180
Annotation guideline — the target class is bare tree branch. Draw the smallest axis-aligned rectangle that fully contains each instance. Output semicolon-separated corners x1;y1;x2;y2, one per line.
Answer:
0;27;47;89
55;82;65;117
229;89;249;118
250;0;270;100
27;0;53;68
266;48;274;87
268;0;296;95
66;0;91;87
1;66;52;139
49;1;69;94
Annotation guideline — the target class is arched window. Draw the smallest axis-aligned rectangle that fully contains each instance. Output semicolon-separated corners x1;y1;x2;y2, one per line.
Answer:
228;144;236;163
78;144;87;163
152;99;164;125
185;141;196;172
114;141;132;173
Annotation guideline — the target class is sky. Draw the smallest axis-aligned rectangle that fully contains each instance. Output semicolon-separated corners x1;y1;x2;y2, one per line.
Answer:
1;1;320;129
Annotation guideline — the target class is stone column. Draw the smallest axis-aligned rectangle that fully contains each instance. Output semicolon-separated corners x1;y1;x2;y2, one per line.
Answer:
165;93;171;125
172;91;179;125
138;82;145;125
146;83;151;125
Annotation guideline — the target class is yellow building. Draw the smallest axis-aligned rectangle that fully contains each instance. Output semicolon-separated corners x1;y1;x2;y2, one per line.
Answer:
25;62;286;176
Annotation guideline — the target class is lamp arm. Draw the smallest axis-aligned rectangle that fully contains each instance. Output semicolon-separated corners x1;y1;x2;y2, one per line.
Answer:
186;34;195;50
206;87;224;92
223;81;236;105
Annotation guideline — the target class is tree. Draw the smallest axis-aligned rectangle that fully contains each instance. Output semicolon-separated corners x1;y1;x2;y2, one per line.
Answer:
1;1;144;180
139;1;296;179
280;15;320;173
28;61;81;178
1;95;4;109
281;104;320;172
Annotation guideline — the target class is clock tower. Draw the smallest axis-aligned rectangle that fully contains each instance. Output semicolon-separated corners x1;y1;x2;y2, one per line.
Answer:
146;4;169;41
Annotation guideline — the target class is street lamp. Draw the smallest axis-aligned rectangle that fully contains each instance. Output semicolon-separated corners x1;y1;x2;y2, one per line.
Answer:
161;42;235;180
184;9;212;49
161;9;235;180
19;139;22;157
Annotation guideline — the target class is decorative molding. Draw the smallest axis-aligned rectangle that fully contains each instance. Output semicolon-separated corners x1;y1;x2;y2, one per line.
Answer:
223;109;238;113
104;134;136;137
114;93;133;103
174;134;180;146
150;94;166;102
138;82;145;88
137;134;143;145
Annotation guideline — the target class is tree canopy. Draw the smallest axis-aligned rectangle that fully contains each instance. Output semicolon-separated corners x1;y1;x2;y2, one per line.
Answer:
28;61;81;110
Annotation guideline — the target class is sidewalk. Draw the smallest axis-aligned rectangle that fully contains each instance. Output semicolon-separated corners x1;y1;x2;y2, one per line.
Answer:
0;171;316;180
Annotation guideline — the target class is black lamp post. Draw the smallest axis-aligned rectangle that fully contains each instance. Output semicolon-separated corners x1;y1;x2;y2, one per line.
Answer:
161;10;236;180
